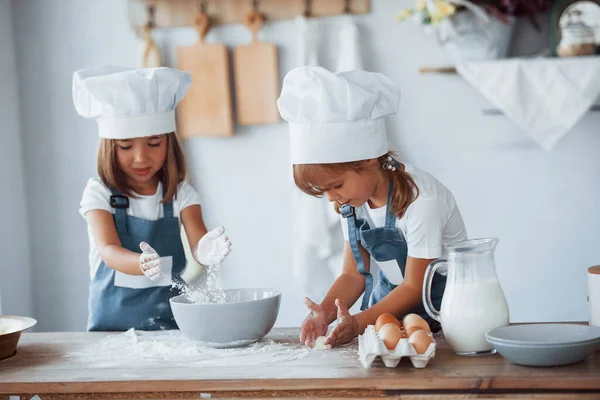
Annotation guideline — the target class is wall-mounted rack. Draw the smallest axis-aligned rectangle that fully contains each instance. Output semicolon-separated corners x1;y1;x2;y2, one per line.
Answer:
128;0;370;35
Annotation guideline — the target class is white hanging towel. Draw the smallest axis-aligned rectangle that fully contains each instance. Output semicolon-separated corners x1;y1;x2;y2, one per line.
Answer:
456;57;600;150
290;16;342;302
337;14;363;71
296;15;320;66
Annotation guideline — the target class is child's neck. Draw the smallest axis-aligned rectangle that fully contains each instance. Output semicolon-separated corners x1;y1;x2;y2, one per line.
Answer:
129;177;160;196
367;173;389;209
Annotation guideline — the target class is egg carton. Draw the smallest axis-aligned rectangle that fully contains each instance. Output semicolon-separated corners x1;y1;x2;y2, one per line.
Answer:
358;325;436;369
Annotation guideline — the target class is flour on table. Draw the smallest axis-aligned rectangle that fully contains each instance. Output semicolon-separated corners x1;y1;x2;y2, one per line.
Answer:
64;329;311;367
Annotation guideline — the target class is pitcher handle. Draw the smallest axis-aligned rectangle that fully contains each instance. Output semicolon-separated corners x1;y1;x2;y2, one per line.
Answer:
422;259;447;322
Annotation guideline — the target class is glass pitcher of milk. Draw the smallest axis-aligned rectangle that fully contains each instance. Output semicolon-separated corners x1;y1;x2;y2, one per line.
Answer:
423;237;510;356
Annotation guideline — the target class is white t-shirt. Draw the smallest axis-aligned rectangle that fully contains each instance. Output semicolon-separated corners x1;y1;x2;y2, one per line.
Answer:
341;164;467;263
79;178;202;279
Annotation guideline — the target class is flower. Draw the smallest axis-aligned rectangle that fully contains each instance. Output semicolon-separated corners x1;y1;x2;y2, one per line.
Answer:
395;8;413;21
430;1;456;19
398;0;457;26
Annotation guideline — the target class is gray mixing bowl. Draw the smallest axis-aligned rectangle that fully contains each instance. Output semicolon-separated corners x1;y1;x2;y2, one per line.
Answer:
170;288;281;348
486;324;600;367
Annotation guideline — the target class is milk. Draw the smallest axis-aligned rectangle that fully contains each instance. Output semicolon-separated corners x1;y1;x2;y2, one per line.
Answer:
440;279;510;354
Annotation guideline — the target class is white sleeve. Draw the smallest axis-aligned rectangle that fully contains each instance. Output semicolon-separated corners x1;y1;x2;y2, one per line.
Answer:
79;178;113;218
341;215;349;240
404;197;449;259
177;181;202;213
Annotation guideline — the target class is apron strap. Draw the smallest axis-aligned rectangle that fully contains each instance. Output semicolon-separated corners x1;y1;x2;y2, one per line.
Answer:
341;204;372;311
110;188;129;236
161;184;174;218
384;181;396;228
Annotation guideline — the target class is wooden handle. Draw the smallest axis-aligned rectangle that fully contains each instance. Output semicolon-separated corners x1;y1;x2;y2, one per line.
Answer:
419;66;457;74
244;11;264;41
195;12;211;43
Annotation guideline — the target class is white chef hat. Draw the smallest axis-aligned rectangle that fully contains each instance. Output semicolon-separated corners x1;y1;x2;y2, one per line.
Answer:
72;65;192;139
277;66;400;164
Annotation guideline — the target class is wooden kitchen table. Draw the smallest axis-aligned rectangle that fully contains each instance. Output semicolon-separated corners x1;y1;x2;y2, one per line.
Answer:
0;328;599;399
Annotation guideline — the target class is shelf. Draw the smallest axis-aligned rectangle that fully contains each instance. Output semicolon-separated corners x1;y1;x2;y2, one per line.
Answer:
128;0;370;33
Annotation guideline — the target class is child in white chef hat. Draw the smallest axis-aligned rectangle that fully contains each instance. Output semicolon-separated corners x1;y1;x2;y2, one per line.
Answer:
73;66;231;331
277;66;467;348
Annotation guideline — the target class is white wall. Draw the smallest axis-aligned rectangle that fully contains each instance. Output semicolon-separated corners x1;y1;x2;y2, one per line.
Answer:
8;0;600;331
0;0;33;318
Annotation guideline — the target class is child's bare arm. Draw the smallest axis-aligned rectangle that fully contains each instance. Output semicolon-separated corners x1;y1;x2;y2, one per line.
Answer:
179;205;208;254
355;256;435;332
320;241;369;324
180;204;231;266
85;209;144;275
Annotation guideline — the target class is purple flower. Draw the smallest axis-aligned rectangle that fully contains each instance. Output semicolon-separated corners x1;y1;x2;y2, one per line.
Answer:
477;0;554;17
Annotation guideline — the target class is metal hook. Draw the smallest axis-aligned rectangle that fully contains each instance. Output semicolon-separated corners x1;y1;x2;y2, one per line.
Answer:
146;5;156;29
252;0;259;12
344;0;351;14
197;0;207;13
304;0;312;18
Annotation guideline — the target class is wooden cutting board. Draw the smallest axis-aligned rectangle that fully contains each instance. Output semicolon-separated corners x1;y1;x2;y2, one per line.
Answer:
233;11;280;126
176;12;233;137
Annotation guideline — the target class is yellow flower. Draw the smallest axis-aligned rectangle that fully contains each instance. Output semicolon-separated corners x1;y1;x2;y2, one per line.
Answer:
431;1;456;19
395;9;413;21
415;0;427;12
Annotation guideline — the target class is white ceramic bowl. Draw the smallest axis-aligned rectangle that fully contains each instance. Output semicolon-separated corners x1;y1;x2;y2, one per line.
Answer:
486;324;600;367
170;288;281;348
0;315;37;361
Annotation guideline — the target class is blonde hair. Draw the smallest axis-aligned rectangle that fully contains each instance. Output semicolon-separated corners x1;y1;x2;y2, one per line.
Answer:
97;132;187;203
293;152;419;219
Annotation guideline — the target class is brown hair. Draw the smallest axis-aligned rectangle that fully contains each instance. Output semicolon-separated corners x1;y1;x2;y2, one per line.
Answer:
97;132;187;203
293;152;419;219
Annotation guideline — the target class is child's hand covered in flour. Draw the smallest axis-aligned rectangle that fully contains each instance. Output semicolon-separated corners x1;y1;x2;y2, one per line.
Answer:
195;226;231;266
300;297;329;348
324;299;358;348
139;242;161;281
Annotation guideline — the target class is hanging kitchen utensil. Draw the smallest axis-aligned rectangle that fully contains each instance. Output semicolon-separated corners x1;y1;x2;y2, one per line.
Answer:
233;1;280;126
296;0;320;67
176;4;234;137
141;5;161;68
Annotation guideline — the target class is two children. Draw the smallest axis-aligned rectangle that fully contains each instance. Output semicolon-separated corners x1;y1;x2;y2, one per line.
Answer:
74;65;466;345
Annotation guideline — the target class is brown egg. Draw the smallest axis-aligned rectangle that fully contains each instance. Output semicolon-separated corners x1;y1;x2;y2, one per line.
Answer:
408;329;433;354
378;323;403;350
375;313;401;332
402;314;431;337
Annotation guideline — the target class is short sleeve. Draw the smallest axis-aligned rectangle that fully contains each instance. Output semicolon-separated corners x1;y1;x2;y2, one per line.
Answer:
404;197;449;259
341;215;349;240
177;181;202;212
79;178;113;217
